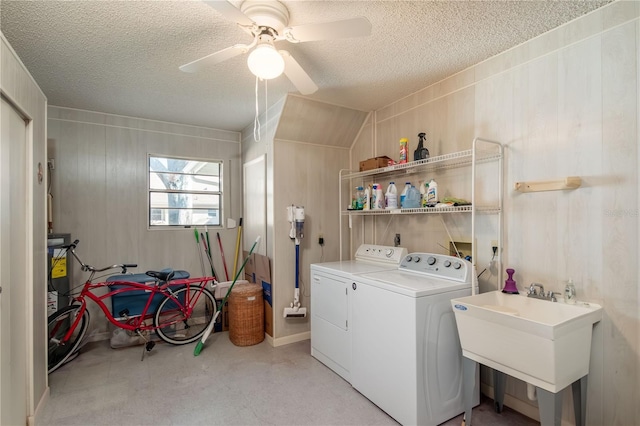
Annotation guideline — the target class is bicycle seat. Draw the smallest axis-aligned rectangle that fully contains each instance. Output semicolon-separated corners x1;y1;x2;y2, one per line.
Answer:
145;270;175;282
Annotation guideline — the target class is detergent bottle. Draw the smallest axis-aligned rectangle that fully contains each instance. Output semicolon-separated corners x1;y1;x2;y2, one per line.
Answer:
400;182;411;208
363;185;371;210
426;179;438;207
385;182;398;209
374;183;385;209
420;181;428;207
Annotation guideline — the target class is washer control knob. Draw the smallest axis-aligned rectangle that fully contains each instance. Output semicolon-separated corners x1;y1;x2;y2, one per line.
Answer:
453;262;462;269
406;255;413;262
385;249;394;258
414;256;421;263
427;256;436;265
444;260;451;268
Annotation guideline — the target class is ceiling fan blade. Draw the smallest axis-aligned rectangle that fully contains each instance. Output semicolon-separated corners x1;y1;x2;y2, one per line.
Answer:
203;1;255;27
280;51;318;95
283;17;371;43
179;44;249;73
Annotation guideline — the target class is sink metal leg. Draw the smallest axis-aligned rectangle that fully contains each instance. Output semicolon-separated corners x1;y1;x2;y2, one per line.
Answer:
572;375;588;426
492;369;507;413
462;357;477;425
537;387;563;426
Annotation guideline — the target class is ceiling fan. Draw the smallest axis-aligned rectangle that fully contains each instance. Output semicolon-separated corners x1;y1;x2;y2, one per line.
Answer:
179;0;372;95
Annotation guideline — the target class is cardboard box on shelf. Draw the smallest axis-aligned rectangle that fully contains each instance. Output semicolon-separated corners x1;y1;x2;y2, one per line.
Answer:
359;156;395;172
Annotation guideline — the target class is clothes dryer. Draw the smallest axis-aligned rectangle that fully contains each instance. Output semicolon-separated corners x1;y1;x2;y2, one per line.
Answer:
310;244;407;381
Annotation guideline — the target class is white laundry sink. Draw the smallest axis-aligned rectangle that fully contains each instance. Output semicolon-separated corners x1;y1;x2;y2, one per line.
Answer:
451;291;602;392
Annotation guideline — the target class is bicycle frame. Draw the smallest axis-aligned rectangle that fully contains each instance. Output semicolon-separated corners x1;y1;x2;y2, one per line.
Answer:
86;278;213;326
60;245;216;345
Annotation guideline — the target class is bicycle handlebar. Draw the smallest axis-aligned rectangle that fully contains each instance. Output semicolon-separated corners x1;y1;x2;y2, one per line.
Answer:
64;240;137;275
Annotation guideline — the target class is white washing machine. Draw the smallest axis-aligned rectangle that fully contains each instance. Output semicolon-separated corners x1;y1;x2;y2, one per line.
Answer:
353;253;480;426
310;244;407;382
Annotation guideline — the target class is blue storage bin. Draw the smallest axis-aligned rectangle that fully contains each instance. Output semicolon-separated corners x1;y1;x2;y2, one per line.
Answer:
107;269;189;317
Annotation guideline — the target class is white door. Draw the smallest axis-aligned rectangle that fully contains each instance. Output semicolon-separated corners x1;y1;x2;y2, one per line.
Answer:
243;155;267;256
0;96;29;426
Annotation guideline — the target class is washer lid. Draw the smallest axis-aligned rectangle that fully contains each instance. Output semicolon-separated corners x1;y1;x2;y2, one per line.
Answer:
359;270;472;297
311;260;399;276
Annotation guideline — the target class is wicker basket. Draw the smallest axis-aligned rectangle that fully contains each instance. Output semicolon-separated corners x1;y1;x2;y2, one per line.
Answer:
228;283;264;346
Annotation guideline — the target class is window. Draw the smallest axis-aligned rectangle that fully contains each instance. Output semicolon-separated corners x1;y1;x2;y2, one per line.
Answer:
148;155;222;227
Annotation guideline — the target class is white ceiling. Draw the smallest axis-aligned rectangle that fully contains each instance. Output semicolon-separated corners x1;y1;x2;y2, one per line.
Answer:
1;0;610;132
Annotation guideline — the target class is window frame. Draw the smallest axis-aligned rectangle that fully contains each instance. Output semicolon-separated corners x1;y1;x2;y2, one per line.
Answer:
147;154;224;230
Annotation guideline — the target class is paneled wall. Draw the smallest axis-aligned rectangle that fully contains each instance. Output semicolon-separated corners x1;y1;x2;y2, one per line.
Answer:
47;106;241;338
242;95;363;345
350;2;639;424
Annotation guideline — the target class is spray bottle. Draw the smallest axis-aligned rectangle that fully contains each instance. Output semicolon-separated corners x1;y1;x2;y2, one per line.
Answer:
413;132;430;161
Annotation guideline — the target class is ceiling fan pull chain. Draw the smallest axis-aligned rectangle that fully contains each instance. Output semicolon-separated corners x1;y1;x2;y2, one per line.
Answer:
265;78;268;142
254;75;261;142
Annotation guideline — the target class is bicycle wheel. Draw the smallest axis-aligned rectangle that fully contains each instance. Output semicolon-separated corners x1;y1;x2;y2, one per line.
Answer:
154;287;216;345
47;305;90;373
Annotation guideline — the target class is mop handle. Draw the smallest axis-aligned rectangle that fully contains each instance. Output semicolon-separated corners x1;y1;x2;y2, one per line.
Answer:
219;236;261;307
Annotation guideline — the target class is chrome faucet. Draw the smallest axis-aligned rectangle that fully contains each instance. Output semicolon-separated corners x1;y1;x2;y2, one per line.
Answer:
527;283;557;302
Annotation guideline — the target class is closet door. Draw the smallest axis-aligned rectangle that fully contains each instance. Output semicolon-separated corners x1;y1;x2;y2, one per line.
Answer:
0;96;29;426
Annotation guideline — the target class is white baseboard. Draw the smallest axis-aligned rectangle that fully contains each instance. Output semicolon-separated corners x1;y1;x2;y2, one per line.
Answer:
272;331;310;347
31;385;50;426
264;333;274;346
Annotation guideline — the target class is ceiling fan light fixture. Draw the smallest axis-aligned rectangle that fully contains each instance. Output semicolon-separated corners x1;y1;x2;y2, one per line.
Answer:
247;43;285;80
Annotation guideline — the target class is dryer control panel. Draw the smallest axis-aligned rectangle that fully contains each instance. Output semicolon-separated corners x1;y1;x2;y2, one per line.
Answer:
355;244;408;264
399;253;472;283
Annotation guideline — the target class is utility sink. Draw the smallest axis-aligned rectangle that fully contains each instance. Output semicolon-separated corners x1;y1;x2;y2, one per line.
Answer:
451;291;602;393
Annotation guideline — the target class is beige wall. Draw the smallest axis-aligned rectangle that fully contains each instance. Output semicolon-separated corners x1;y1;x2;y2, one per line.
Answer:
1;34;47;423
241;95;362;345
47;106;242;338
272;139;349;341
351;2;639;424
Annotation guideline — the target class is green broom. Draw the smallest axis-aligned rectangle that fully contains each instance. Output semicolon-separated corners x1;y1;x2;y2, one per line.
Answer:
194;236;261;356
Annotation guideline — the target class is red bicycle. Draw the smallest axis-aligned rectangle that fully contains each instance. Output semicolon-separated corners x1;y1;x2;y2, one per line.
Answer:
47;240;217;373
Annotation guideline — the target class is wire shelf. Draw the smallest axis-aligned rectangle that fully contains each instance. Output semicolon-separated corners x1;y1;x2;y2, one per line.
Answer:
341;148;501;180
342;205;500;216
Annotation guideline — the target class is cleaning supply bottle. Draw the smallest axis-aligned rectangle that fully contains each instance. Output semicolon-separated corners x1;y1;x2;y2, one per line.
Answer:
371;184;378;210
385;182;398;209
426;178;438;207
356;186;365;210
374;183;385;209
363;185;371;210
399;138;408;164
420;181;427;207
564;279;576;304
400;182;411;208
413;132;430;161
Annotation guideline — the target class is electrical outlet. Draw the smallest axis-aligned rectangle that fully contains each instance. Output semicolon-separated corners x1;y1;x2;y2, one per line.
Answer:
491;240;498;256
47;159;55;170
394;234;401;247
318;234;324;246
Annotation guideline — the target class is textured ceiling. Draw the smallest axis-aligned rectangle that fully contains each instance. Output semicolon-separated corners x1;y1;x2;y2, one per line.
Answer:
1;0;611;132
